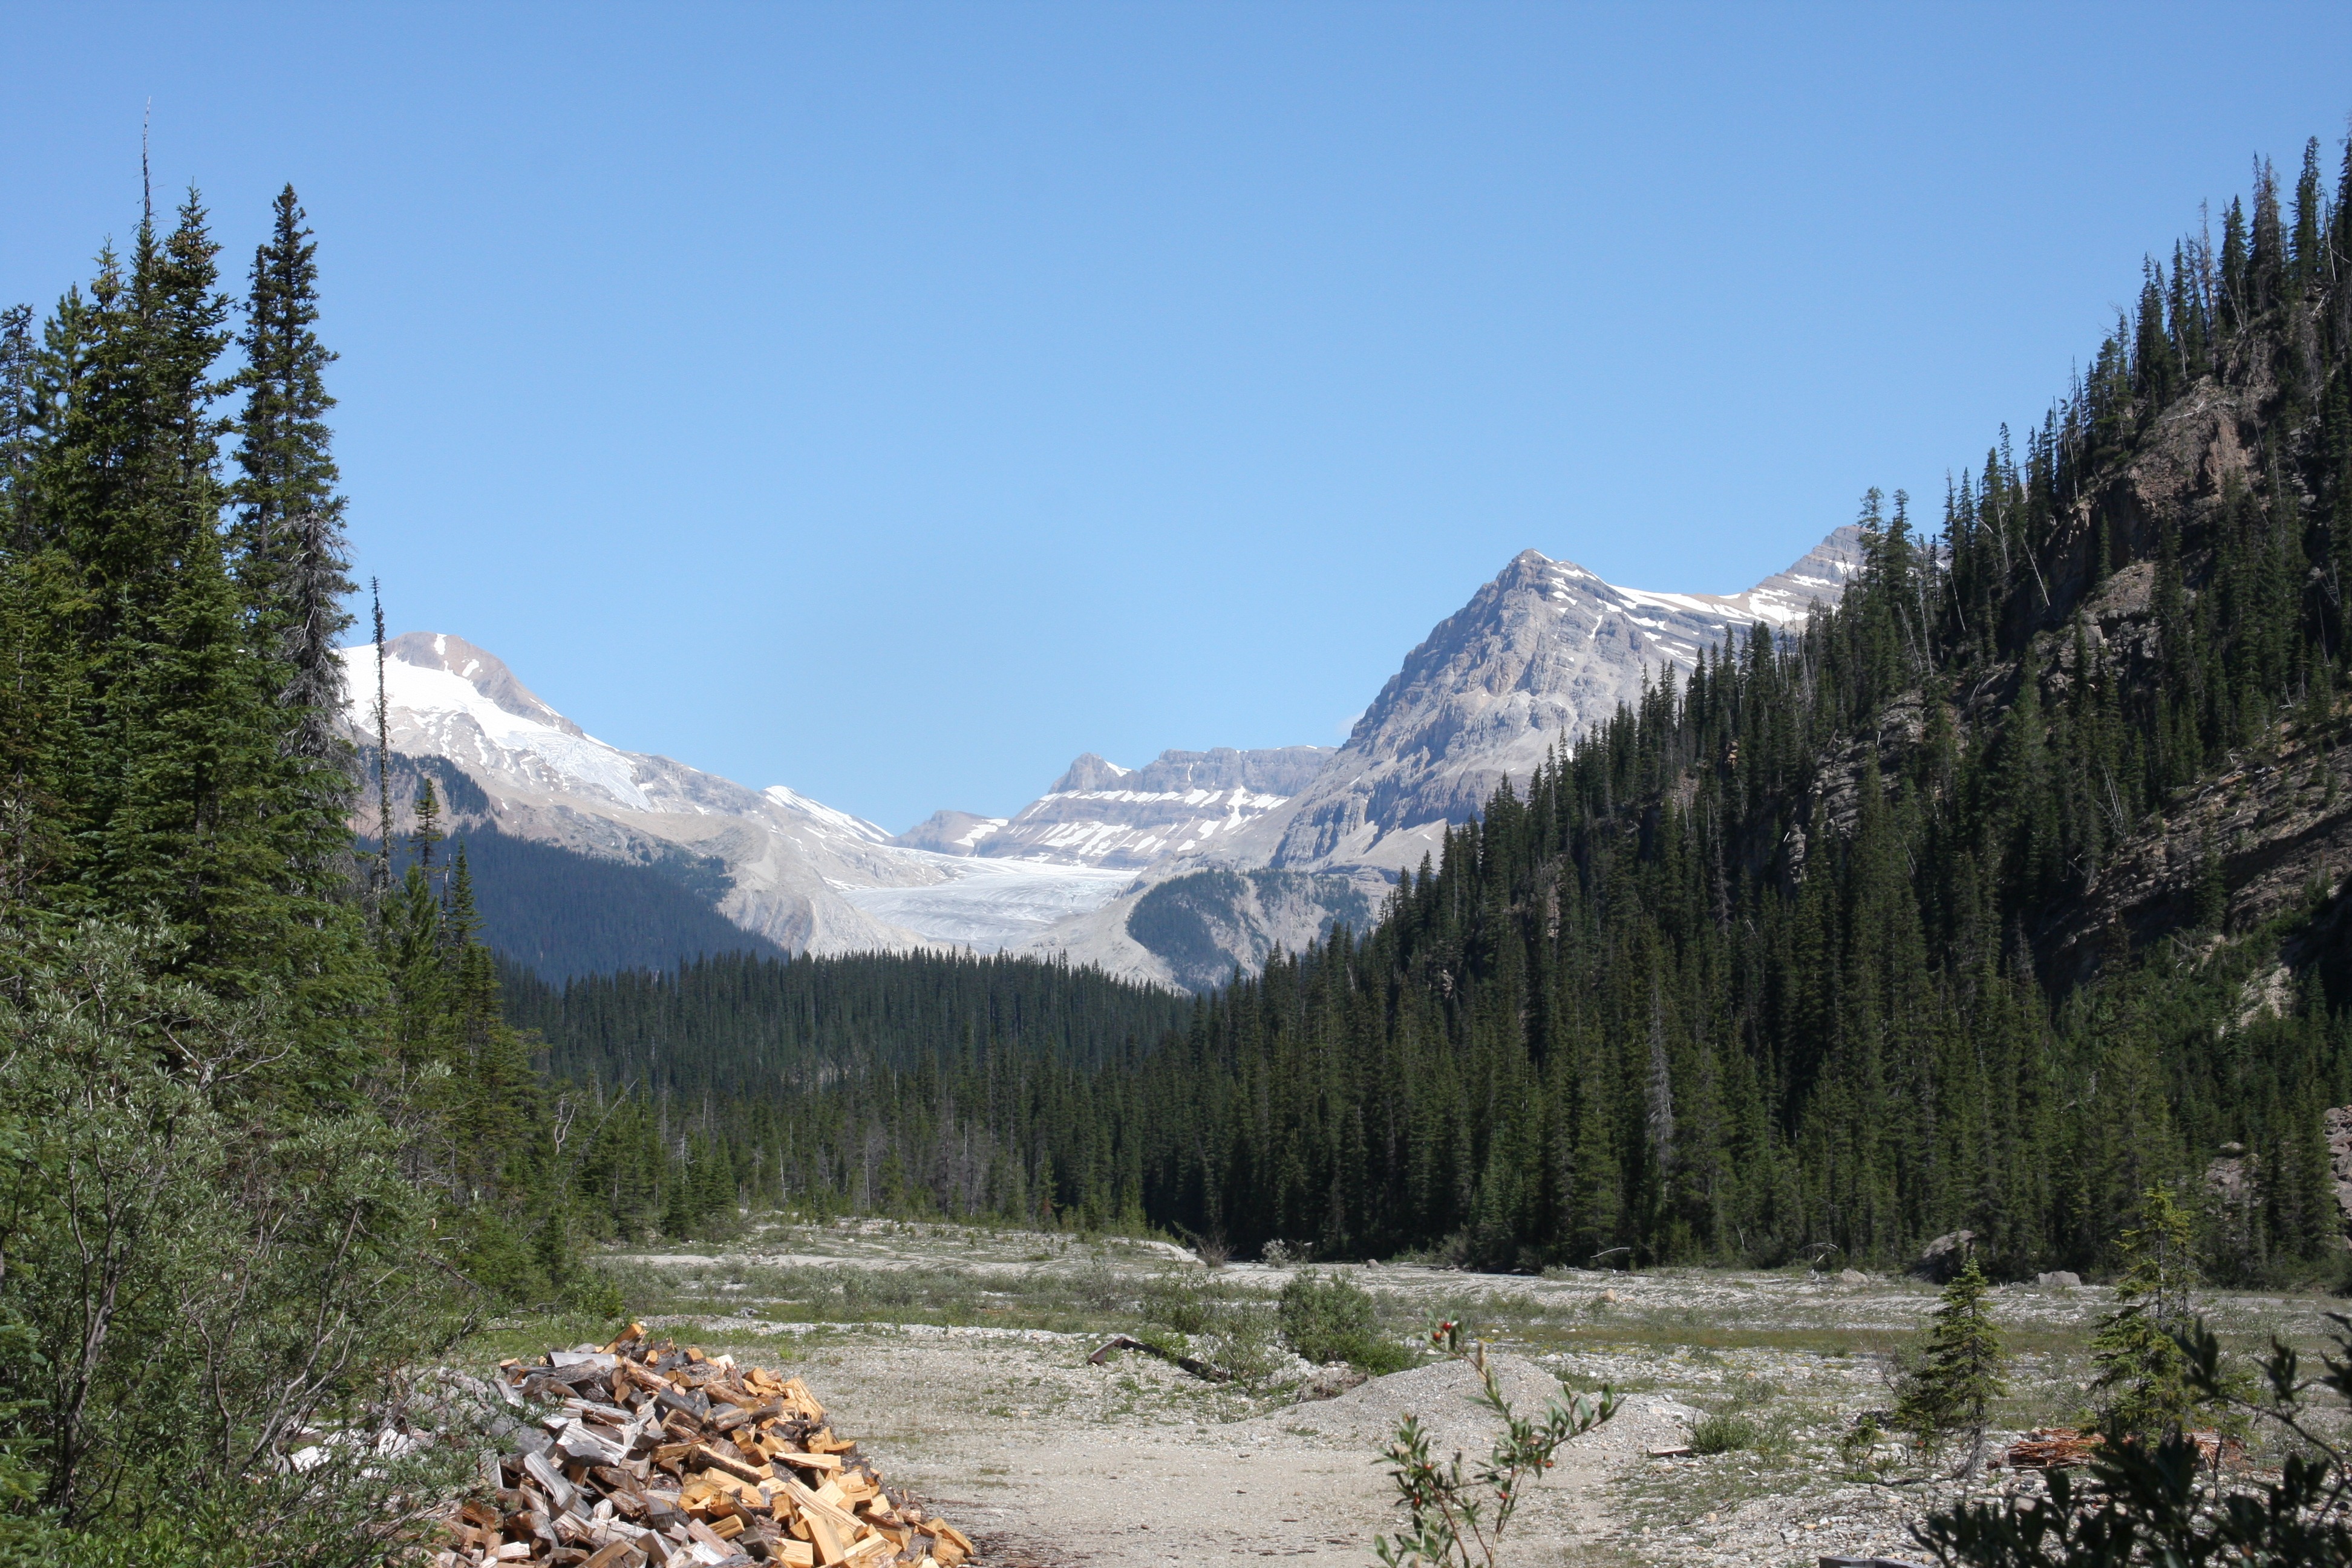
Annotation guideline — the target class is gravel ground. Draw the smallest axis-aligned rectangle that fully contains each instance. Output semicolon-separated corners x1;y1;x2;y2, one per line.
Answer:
558;1219;2350;1567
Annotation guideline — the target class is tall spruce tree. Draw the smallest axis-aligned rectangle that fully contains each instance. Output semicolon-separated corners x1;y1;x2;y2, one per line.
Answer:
232;186;354;785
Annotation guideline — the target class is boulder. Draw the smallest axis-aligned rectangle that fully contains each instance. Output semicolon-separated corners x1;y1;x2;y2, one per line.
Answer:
1295;1364;1371;1403
2036;1270;2082;1289
1837;1268;1868;1284
1913;1229;1976;1281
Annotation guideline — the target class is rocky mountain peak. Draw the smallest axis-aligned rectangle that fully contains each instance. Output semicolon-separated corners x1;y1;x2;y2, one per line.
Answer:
373;631;584;737
1273;526;1867;871
1050;753;1133;793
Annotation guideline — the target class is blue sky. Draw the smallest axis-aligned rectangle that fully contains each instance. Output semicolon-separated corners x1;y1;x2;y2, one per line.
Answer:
7;4;2352;831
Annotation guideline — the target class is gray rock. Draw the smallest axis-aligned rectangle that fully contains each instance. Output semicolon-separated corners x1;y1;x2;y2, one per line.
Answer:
1913;1230;1976;1281
2036;1270;2082;1289
1295;1364;1371;1403
1837;1268;1868;1284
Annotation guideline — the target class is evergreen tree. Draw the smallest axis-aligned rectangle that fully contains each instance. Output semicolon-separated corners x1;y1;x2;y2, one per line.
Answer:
232;185;359;916
1894;1255;2008;1473
2086;1186;2206;1439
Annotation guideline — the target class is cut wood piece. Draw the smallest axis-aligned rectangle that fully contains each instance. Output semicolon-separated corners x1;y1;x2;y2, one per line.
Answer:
782;1478;864;1539
778;1378;825;1422
804;1509;848;1566
930;1523;974;1555
580;1541;641;1568
774;1541;815;1568
523;1451;578;1513
839;1534;895;1567
772;1451;843;1473
691;1444;770;1483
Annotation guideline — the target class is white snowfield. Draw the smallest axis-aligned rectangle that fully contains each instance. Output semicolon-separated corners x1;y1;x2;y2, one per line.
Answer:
833;854;1135;950
346;526;1861;985
343;633;1125;957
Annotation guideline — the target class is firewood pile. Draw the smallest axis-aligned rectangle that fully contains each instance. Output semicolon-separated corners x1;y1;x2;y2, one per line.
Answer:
433;1324;977;1568
2002;1428;2102;1469
2001;1426;2241;1470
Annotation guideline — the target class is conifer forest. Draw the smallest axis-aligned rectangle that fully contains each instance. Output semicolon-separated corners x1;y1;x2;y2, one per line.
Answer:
11;108;2352;1564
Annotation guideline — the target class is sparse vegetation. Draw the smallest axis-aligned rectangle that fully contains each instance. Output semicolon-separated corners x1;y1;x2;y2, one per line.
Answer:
1373;1319;1616;1568
1687;1411;1762;1455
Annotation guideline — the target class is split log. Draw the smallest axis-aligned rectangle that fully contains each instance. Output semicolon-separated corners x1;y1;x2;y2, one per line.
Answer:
1087;1333;1235;1383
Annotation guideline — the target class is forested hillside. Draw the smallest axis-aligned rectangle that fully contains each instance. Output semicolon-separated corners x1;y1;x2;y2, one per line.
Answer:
1131;139;2352;1279
550;137;2352;1284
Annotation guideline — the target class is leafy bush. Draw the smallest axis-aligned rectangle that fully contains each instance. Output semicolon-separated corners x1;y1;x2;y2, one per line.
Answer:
1201;1301;1288;1387
1068;1247;1126;1311
1281;1270;1411;1373
1140;1267;1218;1334
1688;1411;1760;1454
0;924;474;1562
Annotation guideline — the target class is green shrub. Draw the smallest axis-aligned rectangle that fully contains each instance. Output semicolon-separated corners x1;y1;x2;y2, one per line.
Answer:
1280;1270;1411;1373
1203;1301;1287;1387
1688;1411;1760;1454
1139;1267;1217;1334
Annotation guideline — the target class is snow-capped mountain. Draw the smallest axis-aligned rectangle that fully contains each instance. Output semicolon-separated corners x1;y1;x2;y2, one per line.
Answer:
344;634;1276;959
1261;527;1867;873
897;746;1331;870
353;528;1863;988
1010;528;1866;984
347;633;912;950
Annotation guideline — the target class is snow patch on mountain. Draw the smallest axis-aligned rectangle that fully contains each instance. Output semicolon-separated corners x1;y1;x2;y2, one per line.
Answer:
834;852;1134;952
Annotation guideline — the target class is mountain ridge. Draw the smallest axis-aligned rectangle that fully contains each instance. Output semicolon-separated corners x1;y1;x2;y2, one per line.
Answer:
353;528;1862;985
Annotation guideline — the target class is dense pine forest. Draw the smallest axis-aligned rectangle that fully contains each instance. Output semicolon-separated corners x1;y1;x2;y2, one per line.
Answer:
505;953;1185;1235
516;139;2352;1285
1123;141;2352;1279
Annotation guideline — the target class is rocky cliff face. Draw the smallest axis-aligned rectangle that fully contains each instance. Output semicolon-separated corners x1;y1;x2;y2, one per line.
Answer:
1265;529;1866;873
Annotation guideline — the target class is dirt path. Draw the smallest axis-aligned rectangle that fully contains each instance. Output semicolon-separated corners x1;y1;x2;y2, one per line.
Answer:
661;1322;1676;1567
